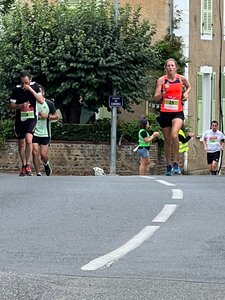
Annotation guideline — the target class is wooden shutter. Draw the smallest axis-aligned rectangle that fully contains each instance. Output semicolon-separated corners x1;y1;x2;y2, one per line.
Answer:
202;0;213;35
211;72;216;121
196;72;204;136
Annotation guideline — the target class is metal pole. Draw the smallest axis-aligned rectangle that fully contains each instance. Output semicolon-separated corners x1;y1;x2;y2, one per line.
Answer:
110;104;117;175
109;0;119;175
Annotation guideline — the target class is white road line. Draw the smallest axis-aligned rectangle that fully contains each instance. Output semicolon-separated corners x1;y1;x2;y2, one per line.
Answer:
152;204;177;223
81;225;160;271
172;189;183;199
156;179;176;186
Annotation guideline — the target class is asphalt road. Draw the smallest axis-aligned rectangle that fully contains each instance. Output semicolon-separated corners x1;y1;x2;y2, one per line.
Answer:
0;174;225;299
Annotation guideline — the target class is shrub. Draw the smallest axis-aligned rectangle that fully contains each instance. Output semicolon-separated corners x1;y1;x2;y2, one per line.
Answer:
0;119;15;150
1;113;164;155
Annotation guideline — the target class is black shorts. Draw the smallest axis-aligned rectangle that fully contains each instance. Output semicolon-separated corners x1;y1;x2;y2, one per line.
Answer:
207;151;220;165
15;119;37;139
156;111;184;128
32;135;50;145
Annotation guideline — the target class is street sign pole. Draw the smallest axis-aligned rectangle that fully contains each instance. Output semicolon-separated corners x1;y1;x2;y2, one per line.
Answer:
110;100;117;175
110;0;119;175
109;96;123;175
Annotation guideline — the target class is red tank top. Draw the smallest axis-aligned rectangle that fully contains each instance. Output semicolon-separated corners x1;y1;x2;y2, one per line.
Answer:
160;74;183;113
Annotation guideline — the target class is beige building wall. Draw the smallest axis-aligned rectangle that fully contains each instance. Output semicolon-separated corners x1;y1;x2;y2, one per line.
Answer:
119;0;169;41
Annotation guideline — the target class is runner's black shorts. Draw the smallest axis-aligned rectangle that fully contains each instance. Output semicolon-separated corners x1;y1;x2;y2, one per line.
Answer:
207;151;220;165
156;111;184;128
32;136;50;145
15;119;37;139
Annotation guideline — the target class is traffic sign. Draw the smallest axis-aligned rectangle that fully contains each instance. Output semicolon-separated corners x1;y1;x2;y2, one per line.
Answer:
108;96;123;108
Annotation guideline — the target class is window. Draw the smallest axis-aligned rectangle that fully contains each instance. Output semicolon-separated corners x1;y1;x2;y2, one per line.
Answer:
196;67;214;136
201;0;213;40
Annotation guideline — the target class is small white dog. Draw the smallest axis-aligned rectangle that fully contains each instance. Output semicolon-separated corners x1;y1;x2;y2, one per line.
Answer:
93;167;106;176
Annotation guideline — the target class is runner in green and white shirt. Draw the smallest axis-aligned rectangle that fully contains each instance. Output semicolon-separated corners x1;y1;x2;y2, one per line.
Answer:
32;85;59;176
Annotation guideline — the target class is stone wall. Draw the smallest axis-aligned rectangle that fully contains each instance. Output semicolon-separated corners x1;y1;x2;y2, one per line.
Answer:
0;140;165;176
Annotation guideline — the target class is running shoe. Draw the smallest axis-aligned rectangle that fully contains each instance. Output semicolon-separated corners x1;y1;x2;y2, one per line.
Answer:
19;166;26;177
166;165;173;176
44;161;52;176
25;164;33;176
36;172;42;176
173;162;181;174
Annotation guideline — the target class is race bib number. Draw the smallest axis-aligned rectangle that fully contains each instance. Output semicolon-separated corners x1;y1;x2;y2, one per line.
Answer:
164;98;179;110
21;107;35;121
208;138;218;144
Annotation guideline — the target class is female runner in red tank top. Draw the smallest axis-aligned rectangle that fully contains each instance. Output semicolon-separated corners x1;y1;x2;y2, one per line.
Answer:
154;58;191;176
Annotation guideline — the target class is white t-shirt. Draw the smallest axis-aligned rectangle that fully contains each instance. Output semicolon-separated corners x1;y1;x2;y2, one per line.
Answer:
203;129;225;153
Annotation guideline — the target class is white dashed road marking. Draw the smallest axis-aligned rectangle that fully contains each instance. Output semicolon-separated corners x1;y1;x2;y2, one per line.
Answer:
81;225;160;271
81;177;183;271
156;179;176;186
152;204;177;223
172;189;183;199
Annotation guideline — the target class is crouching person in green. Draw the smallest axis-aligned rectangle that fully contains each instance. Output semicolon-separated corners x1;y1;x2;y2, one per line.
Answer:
137;117;159;175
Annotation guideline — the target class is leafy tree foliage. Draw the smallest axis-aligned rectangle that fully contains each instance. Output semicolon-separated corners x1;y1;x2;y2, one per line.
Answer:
0;0;15;15
0;0;159;122
153;33;188;74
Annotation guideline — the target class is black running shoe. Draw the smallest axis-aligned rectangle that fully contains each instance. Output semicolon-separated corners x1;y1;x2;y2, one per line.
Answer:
44;162;52;176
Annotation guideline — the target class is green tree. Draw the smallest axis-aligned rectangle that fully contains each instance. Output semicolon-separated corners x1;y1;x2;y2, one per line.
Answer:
0;0;159;123
153;33;188;74
0;0;15;15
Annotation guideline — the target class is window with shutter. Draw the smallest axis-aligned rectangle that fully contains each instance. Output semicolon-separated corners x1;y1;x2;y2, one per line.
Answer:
196;72;204;136
201;0;213;39
211;72;216;121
